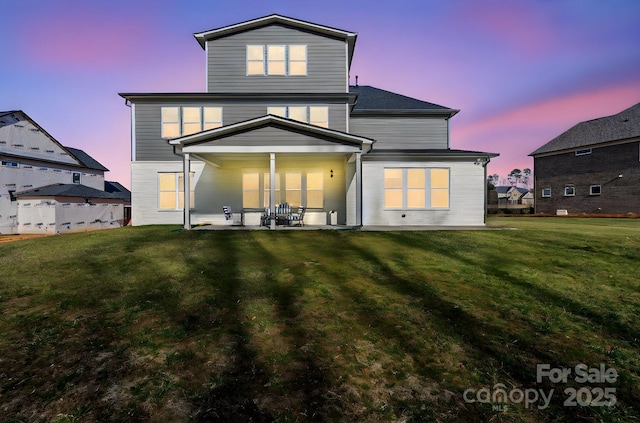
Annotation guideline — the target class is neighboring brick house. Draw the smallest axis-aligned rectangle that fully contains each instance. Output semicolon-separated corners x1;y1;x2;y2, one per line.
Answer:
120;14;498;229
530;102;640;215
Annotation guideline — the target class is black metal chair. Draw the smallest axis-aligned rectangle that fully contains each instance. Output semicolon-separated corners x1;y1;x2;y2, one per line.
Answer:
261;207;271;226
222;206;243;226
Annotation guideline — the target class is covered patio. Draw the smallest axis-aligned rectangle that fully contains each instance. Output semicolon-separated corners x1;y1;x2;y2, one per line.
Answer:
168;115;374;229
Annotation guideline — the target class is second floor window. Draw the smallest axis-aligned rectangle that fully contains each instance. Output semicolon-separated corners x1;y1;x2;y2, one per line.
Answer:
247;45;307;76
267;106;328;128
161;107;223;138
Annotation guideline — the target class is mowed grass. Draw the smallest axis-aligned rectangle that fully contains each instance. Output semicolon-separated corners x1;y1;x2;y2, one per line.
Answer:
0;218;638;422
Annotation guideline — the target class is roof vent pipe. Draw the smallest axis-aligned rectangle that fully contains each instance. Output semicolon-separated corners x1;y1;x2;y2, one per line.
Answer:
355;75;358;87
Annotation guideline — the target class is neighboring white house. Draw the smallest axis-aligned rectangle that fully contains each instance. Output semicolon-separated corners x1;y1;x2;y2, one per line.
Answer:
0;110;127;234
493;186;533;205
120;14;498;229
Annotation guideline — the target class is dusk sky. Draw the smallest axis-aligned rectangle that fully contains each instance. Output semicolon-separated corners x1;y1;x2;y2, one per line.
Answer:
3;0;640;188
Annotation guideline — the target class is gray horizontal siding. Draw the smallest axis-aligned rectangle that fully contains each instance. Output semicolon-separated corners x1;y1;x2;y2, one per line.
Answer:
207;25;347;93
135;101;347;161
198;126;341;147
350;116;448;149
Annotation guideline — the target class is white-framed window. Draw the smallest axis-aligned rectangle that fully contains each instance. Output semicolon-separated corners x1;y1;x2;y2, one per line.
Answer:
247;44;307;76
242;173;260;208
161;106;223;139
590;185;601;196
182;107;202;136
564;186;575;196
161;107;180;138
575;148;592;156
384;168;449;209
264;172;281;207
267;106;328;128
267;45;286;75
285;172;302;206
72;172;81;184
542;188;551;198
158;172;195;210
1;160;19;168
306;172;323;209
242;171;323;209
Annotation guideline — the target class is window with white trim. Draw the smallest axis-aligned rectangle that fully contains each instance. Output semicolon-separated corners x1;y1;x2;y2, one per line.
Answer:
267;106;328;128
72;172;80;184
384;168;449;209
575;148;592;156
1;160;19;168
242;173;260;208
247;45;307;76
161;106;223;138
564;186;575;196
590;185;601;195
241;171;323;209
542;188;551;198
285;172;302;206
306;172;323;209
264;173;281;207
158;172;195;210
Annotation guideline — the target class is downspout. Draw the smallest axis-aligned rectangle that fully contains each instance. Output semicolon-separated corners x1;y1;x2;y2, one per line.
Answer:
482;156;491;224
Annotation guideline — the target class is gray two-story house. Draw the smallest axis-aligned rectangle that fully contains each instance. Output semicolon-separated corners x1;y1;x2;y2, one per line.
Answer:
120;14;497;228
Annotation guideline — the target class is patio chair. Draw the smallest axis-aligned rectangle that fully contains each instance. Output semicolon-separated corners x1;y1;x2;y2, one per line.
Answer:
222;206;244;226
288;206;306;226
275;203;291;225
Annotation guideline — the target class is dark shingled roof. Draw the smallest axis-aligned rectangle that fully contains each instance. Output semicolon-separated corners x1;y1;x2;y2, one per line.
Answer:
365;148;498;158
350;85;458;116
16;184;122;199
530;101;640;156
65;147;109;171
494;186;529;195
104;181;131;201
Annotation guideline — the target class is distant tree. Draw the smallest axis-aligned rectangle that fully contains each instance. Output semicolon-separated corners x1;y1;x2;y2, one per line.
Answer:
522;168;532;188
508;169;522;187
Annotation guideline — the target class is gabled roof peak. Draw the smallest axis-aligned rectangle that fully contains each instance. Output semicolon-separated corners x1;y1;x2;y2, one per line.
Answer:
193;14;358;66
194;14;356;45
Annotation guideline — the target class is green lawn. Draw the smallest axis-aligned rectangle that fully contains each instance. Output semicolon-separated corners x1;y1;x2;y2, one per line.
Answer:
1;218;638;422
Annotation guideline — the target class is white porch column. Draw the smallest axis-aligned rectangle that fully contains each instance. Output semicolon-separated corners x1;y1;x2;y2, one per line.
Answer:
270;153;276;229
356;152;362;226
183;153;191;230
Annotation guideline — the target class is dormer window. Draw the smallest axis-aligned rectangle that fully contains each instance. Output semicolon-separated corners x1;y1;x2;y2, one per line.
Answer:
247;45;307;76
